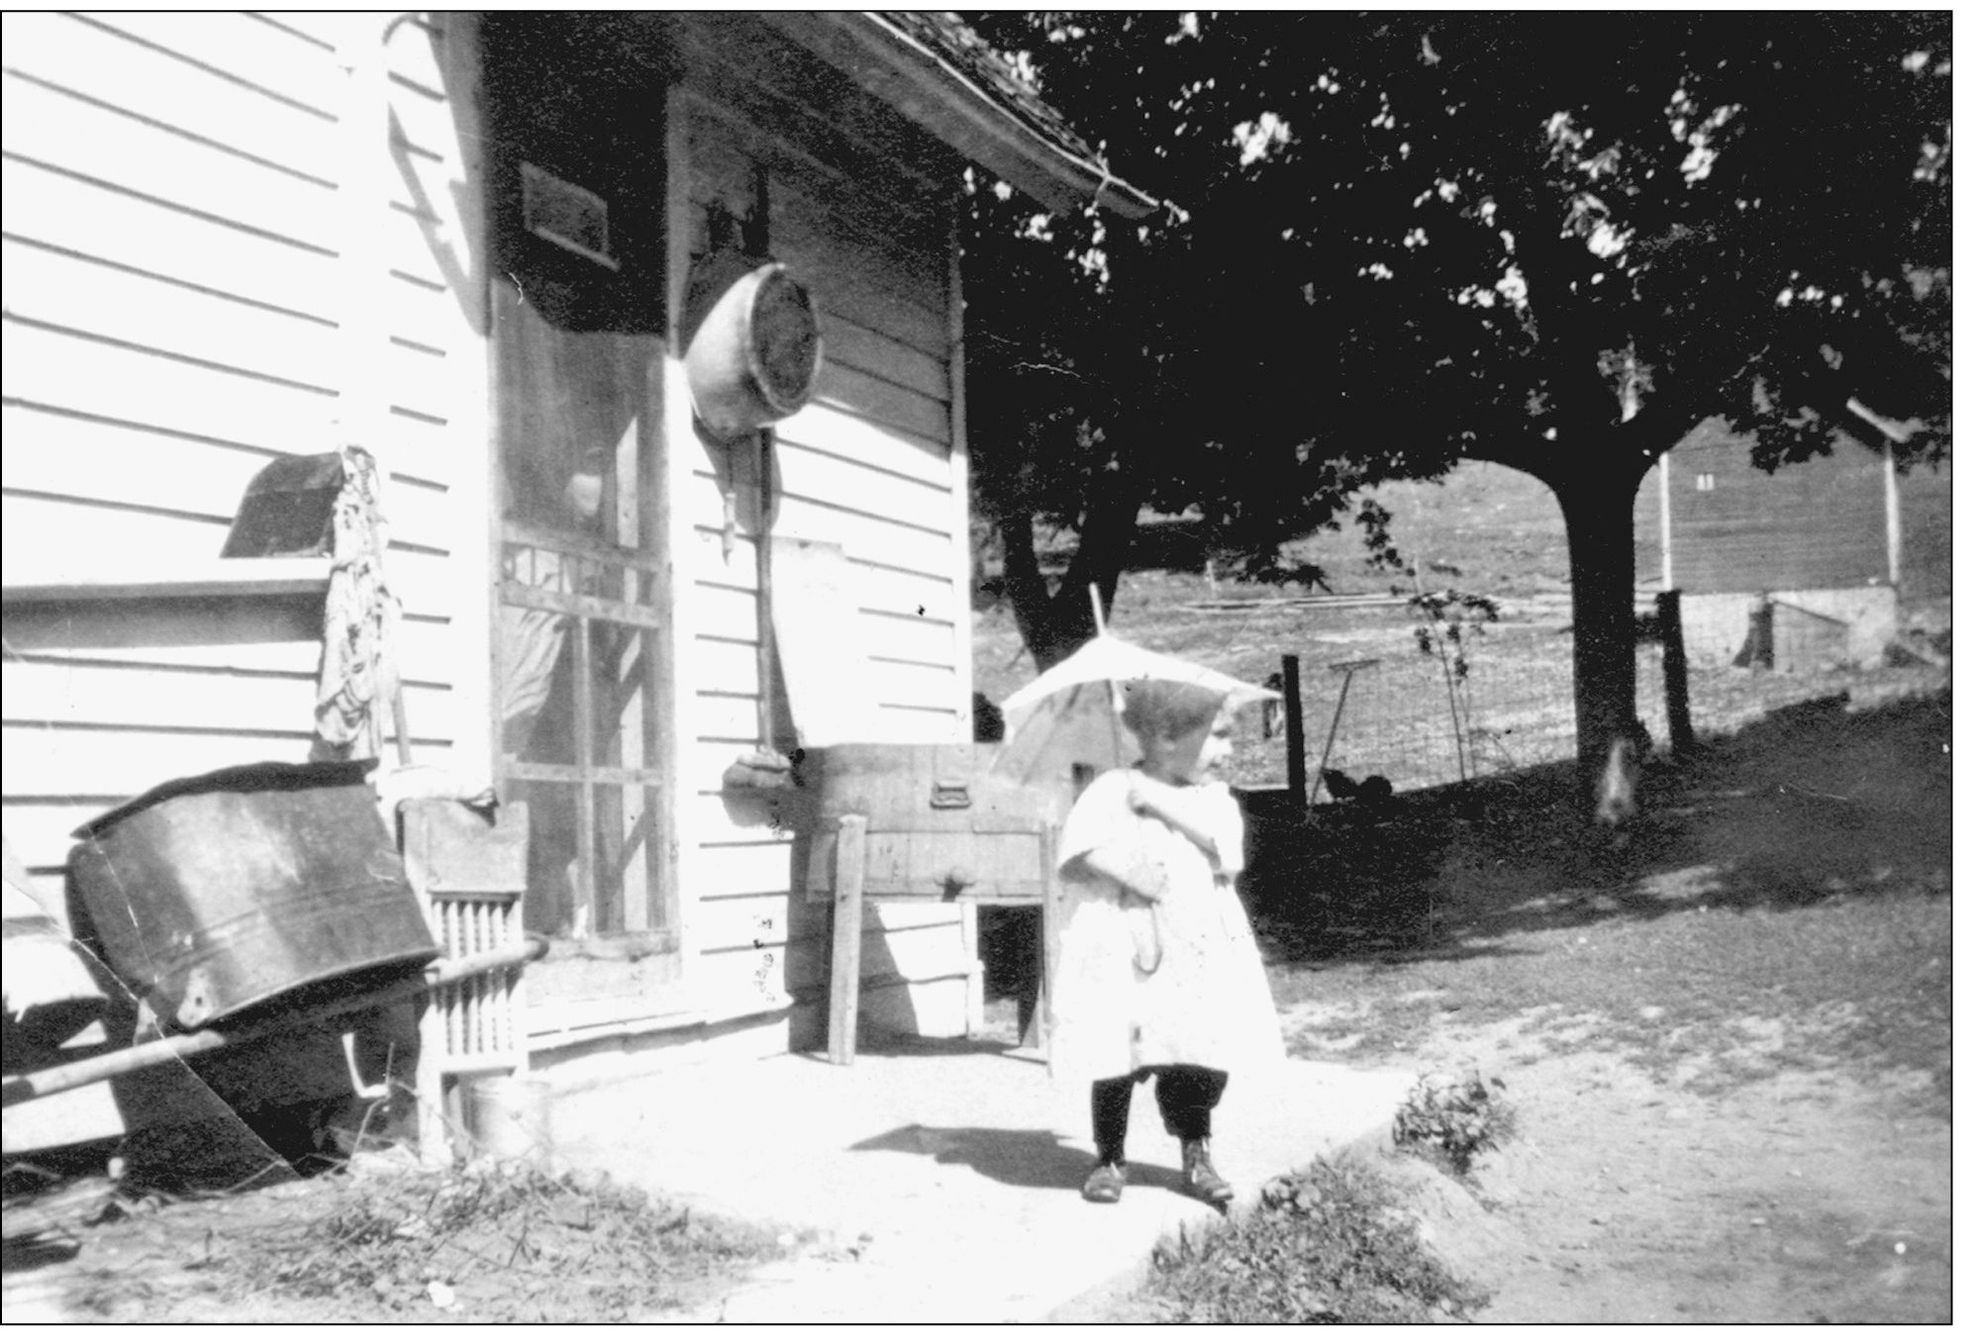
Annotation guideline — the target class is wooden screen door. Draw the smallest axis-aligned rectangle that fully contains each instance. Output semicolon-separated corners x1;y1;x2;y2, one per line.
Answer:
493;281;679;955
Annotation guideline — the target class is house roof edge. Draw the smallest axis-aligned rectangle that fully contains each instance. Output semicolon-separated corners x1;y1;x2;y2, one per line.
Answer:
760;11;1159;220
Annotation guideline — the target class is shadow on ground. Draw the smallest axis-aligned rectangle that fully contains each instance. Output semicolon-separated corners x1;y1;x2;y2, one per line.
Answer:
1244;687;1952;965
847;1123;1194;1199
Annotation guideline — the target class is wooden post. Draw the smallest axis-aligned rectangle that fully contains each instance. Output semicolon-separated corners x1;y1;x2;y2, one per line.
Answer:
959;902;983;1040
1657;590;1695;757
826;813;867;1066
1281;654;1306;806
1037;824;1059;1059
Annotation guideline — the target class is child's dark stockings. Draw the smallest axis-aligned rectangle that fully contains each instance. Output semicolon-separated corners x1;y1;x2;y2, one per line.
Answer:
1090;1064;1229;1165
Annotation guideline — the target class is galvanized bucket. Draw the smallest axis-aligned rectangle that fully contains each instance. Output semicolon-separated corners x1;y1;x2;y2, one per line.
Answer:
463;1075;554;1163
68;761;438;1031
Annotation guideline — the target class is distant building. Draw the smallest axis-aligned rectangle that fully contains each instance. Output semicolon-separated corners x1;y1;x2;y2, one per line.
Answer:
1634;416;1951;671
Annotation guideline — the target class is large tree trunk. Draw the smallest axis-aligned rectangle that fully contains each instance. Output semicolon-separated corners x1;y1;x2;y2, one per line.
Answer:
1555;462;1650;816
997;480;1141;672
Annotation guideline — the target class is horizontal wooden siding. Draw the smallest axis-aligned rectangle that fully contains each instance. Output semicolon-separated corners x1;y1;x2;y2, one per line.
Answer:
0;13;484;896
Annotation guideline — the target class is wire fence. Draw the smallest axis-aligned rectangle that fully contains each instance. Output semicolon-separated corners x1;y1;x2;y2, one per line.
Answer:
1229;598;1887;799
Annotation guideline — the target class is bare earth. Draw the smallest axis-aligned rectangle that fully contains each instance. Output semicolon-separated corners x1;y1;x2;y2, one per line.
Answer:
1335;1014;1950;1324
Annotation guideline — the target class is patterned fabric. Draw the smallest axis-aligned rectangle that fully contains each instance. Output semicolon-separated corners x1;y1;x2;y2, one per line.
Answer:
1047;769;1285;1086
313;445;400;760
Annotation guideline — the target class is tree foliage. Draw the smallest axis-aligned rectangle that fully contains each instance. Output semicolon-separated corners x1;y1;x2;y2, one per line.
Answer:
960;12;1949;795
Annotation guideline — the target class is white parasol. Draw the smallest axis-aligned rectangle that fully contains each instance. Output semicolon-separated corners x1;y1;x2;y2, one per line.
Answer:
992;588;1279;783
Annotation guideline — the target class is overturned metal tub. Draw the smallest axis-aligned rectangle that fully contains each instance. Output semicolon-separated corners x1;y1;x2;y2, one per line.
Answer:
67;760;438;1031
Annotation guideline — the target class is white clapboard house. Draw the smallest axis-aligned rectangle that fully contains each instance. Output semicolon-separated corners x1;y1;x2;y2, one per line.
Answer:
0;11;1153;1094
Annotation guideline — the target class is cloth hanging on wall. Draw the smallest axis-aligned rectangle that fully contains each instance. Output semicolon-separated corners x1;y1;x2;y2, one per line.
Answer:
313;444;401;760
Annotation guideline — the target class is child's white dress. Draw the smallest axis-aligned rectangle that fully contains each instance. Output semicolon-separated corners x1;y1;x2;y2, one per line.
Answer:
1047;768;1285;1086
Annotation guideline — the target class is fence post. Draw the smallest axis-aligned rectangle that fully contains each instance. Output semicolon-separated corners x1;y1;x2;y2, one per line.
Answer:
1280;654;1306;806
1657;590;1695;757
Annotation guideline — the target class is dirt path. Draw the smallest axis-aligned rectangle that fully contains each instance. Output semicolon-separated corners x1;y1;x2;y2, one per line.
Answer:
1340;1010;1951;1324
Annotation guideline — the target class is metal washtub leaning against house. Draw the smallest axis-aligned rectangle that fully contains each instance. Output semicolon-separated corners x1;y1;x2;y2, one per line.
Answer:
2;450;547;1226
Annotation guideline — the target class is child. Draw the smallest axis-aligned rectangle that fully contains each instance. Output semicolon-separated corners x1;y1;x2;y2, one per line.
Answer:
1050;678;1285;1204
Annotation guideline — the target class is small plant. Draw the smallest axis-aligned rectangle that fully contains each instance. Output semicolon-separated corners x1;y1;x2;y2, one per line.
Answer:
1357;500;1502;784
1138;1155;1489;1323
1393;1071;1515;1176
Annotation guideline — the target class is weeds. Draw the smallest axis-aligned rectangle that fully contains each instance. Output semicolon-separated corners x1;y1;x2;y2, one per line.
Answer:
1393;1072;1515;1176
217;1159;783;1321
1140;1154;1489;1323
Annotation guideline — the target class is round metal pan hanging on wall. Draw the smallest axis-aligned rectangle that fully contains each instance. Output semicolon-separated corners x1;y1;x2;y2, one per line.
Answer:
685;262;824;438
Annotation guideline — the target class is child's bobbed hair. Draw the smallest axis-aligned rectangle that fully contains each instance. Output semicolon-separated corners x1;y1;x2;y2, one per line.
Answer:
1119;679;1226;742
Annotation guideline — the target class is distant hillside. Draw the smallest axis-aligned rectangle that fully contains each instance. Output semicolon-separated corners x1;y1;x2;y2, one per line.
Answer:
972;460;1571;607
1277;461;1569;599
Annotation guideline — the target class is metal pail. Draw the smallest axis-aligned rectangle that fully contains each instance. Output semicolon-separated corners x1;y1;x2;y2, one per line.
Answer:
67;760;438;1030
464;1075;553;1163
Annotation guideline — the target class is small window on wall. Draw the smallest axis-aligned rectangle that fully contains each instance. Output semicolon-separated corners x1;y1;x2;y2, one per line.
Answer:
480;11;669;335
522;162;619;272
1695;473;1717;492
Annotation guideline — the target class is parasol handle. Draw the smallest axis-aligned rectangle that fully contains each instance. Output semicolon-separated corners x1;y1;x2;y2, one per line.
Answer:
1088;583;1125;764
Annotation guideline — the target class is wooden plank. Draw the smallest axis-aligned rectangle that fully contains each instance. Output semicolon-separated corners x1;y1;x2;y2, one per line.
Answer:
2;239;341;401
945;222;976;733
3;72;343;252
864;659;961;712
678;195;946;363
8;12;342;178
682;698;761;750
773;436;954;527
689;838;798;898
867;702;966;739
382;12;449;90
816;313;948;404
685;125;946;312
383;105;467;212
772;399;949;485
1;599;323;664
676;946;799;1017
855;608;960;667
686;527;960;619
1;158;345;324
692;582;763;643
790;915;970;995
826;813;866;1063
250;10;345;51
2;803;124;883
2;609;452;673
3;320;337;456
768;536;880;748
687;637;763;698
0;723;456;805
0;436;458;602
693;893;794;953
671;17;950;204
383;267;471;356
810;359;952;445
0;723;313;801
1;553;328;603
75;11;348;115
0;494;458;616
682;488;955;577
1;656;450;739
